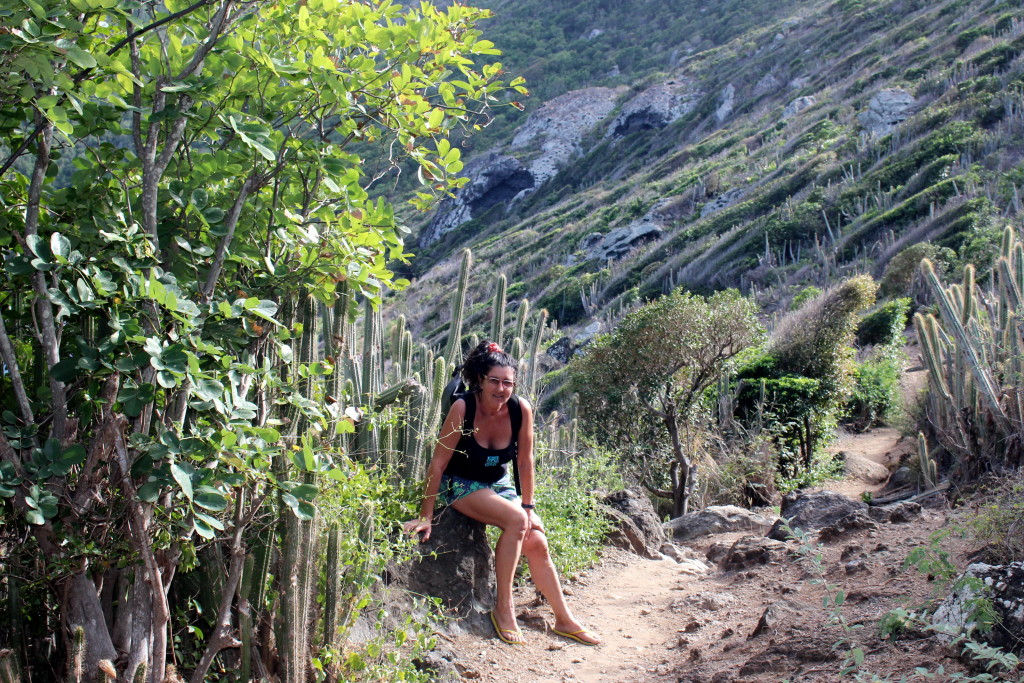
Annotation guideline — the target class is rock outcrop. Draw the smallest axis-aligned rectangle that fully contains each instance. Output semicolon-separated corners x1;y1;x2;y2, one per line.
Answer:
606;79;701;138
421;88;622;246
602;488;667;559
700;186;746;218
782;95;816;120
716;83;736;122
386;507;495;636
932;561;1024;653
767;490;868;540
509;86;622;187
419;152;534;247
858;88;917;135
580;218;663;262
664;505;775;543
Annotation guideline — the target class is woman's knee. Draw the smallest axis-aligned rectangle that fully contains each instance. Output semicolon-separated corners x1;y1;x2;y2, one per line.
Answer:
521;528;549;557
499;508;530;536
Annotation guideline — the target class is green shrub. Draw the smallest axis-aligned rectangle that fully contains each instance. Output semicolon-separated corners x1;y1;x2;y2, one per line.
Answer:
844;348;905;430
964;472;1024;564
534;444;621;578
791;286;823;310
856;298;911;347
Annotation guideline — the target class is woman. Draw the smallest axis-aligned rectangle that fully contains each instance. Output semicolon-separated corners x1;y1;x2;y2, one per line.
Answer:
403;341;600;646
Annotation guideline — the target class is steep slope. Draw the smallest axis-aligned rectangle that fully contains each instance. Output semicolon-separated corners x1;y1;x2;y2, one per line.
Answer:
390;0;1024;351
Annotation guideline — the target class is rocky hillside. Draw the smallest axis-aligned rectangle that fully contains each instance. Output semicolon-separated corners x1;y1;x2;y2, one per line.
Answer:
388;0;1024;352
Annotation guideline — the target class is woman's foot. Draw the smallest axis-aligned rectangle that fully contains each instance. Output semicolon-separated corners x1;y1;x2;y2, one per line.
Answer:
552;619;601;646
490;611;525;645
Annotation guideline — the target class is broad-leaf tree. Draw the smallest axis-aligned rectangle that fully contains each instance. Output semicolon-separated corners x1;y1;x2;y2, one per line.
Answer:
0;0;522;679
569;289;763;517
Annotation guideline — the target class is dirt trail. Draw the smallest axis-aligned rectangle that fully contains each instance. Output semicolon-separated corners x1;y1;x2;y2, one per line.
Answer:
443;424;969;682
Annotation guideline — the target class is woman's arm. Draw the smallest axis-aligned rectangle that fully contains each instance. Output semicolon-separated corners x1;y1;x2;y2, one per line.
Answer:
403;399;465;541
516;398;543;531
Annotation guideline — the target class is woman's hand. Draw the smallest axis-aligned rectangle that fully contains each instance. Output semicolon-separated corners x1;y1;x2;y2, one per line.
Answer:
403;518;432;542
526;509;544;534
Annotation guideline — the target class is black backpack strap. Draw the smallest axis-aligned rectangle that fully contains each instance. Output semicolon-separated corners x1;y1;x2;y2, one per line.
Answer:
508;395;523;497
461;391;476;435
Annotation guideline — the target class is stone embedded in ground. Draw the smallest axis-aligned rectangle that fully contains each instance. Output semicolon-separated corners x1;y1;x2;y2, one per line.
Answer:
932;561;1024;653
660;542;701;563
768;490;868;540
685;591;737;611
749;599;805;638
602;488;667;558
738;632;840;676
664;504;776;542
413;647;460;682
719;536;791;571
817;511;879;543
868;501;923;524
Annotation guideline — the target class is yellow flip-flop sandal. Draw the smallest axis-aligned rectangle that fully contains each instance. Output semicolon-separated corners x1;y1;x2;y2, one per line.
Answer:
552;627;600;646
490;611;525;645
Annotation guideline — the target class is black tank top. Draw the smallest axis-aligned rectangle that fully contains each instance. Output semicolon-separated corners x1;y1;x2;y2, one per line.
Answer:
443;393;518;484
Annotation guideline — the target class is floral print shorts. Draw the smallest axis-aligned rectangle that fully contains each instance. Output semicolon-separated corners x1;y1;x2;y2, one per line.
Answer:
439;473;518;506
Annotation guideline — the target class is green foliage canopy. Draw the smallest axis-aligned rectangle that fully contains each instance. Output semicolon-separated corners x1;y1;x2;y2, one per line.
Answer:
569;288;763;515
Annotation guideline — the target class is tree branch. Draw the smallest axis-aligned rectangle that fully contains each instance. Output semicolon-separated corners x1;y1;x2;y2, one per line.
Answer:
199;172;261;302
23;121;68;444
0;308;35;429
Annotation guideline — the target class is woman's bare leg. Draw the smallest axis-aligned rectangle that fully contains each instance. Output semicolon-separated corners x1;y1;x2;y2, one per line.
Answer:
451;490;529;640
521;529;601;644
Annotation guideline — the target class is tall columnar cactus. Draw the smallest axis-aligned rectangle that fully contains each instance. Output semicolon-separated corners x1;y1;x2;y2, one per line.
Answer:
515;298;530;343
918;432;938;490
491;273;507;345
525;309;549;402
444;249;472;362
916;236;1024;474
66;626;85;683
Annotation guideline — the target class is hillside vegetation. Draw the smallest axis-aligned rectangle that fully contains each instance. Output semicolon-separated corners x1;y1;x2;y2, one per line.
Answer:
392;0;1024;346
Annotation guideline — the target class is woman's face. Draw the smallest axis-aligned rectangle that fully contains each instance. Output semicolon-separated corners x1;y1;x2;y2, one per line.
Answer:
480;365;516;404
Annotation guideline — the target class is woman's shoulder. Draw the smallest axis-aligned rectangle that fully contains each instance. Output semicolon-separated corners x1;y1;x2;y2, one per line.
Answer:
512;394;533;415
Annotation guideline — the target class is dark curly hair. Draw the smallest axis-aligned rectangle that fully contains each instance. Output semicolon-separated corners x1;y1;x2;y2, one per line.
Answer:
461;340;518;392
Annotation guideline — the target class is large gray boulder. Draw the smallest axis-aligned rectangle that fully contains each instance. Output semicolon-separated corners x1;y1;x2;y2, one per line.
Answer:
782;95;816;120
419;152;534;247
767;490;868;540
858;88;917;136
932;561;1024;653
664;505;775;543
581;218;663;262
602;488;667;558
606;79;702;138
385;507;495;636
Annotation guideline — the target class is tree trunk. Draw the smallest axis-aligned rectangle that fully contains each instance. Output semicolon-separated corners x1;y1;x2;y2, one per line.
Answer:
63;572;117;683
664;413;694;518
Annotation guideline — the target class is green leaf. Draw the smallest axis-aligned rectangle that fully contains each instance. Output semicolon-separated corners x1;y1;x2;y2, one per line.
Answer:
290;483;318;501
194;488;228;512
24;509;45;526
157;370;177;388
281;492;314;520
63;45;97;69
137;480;162;503
50;232;70;260
171;462;194;500
194;510;225;531
50;357;79;382
192;379;224;402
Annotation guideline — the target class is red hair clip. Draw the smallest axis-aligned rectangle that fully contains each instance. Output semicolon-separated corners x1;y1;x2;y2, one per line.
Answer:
486;342;502;353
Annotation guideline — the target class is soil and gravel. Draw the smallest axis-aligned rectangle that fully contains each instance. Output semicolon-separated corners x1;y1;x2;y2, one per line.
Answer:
437;426;983;682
